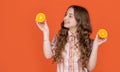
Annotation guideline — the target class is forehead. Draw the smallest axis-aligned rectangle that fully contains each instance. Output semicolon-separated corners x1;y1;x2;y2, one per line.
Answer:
66;7;74;14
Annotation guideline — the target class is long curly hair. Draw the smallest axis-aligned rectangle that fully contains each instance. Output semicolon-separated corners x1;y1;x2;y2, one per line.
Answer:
53;5;93;69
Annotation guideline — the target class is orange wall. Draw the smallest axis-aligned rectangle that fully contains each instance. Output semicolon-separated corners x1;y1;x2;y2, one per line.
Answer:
1;0;120;72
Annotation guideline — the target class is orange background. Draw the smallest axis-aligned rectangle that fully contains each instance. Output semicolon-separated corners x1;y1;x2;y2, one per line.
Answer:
1;0;120;72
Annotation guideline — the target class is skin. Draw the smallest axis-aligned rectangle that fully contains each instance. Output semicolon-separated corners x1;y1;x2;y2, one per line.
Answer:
36;7;107;72
64;7;77;33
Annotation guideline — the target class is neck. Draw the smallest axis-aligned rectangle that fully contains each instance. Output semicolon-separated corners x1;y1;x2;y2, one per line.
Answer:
69;27;77;34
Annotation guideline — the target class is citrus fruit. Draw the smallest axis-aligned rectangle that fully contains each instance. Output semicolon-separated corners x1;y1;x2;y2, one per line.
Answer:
98;29;108;38
36;13;45;23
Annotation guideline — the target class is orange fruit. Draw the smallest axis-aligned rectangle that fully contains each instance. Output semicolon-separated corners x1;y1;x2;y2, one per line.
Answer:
35;13;45;23
98;29;108;38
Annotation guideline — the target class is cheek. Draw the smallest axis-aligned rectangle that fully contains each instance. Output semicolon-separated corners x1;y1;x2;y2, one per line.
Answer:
70;19;77;26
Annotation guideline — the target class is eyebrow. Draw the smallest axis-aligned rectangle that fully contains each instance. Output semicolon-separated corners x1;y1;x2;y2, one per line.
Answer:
68;13;74;15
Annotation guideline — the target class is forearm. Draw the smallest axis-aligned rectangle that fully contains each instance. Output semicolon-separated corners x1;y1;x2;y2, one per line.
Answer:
87;45;99;71
43;32;53;59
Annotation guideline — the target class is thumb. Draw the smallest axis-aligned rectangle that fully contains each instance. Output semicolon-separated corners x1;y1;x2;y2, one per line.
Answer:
44;20;48;26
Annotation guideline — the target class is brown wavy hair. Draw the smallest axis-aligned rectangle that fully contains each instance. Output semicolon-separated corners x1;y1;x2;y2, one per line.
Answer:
53;5;93;70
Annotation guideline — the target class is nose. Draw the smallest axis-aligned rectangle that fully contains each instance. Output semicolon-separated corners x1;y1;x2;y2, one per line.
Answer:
64;15;67;21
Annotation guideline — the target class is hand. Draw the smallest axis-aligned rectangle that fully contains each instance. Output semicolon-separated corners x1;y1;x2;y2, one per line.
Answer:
93;33;107;47
36;20;49;33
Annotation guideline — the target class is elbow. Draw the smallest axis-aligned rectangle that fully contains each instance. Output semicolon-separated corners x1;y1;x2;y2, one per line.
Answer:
44;54;53;59
88;67;94;72
87;64;96;72
45;56;51;59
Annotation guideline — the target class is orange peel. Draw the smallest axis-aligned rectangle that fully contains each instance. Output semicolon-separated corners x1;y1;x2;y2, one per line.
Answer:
35;13;45;23
98;29;108;38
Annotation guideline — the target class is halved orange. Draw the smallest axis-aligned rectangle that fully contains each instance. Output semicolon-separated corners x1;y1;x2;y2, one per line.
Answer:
35;13;45;23
98;29;108;38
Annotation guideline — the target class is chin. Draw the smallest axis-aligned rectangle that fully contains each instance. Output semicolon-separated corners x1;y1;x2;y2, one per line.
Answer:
64;24;69;28
64;25;69;28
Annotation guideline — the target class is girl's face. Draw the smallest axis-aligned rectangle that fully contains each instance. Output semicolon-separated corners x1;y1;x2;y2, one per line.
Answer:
64;7;77;29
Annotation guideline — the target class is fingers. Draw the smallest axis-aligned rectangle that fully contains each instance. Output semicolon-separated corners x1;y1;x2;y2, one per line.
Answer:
35;20;49;31
35;21;44;31
35;20;47;25
94;32;108;45
36;21;40;26
98;38;107;45
36;21;39;27
44;20;49;30
44;20;48;26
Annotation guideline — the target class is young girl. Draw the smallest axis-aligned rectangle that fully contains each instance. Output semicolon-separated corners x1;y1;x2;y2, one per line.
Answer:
36;5;107;72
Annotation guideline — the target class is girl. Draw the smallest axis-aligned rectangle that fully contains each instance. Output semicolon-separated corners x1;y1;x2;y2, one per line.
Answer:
36;5;107;72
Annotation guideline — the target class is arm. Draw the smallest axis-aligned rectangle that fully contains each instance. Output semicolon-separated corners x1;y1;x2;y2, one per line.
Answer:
43;32;53;59
87;44;99;71
36;21;53;59
87;33;107;71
